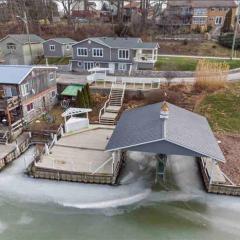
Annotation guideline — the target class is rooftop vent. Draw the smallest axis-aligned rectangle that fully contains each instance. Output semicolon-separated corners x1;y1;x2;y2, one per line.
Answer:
160;101;169;119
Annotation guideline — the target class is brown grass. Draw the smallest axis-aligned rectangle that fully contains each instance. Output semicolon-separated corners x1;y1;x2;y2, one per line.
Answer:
194;59;229;92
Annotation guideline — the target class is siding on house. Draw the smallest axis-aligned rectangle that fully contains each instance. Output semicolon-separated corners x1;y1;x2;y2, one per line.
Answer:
43;38;76;58
43;40;64;58
0;35;44;65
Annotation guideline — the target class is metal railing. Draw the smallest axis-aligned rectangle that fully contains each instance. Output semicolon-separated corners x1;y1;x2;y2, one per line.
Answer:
98;82;114;122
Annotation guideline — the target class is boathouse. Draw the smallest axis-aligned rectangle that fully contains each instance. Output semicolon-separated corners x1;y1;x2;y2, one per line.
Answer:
106;102;225;184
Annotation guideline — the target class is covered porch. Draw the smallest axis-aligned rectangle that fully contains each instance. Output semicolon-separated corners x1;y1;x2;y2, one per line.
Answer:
133;43;159;63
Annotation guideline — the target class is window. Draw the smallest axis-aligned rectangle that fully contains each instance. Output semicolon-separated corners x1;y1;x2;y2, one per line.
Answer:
26;103;34;112
193;8;207;16
77;48;88;56
48;72;55;81
92;48;103;57
84;62;95;70
21;83;30;97
215;16;223;25
66;45;70;50
192;17;207;25
118;49;129;60
77;61;82;67
118;63;127;71
7;43;16;51
49;45;55;51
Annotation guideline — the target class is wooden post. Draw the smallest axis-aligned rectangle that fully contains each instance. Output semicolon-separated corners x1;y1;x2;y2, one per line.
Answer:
209;159;215;185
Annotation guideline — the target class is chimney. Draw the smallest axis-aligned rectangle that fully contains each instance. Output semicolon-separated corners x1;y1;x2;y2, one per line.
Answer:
160;101;169;119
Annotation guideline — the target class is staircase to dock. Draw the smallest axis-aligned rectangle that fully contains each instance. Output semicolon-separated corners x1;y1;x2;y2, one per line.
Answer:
99;83;126;125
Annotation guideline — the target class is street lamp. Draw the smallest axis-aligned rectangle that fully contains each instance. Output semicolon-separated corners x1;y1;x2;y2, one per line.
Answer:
16;12;33;64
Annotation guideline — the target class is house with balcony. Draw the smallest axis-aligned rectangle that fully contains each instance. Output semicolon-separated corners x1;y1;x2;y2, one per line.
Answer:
0;34;44;65
71;37;159;73
0;65;57;143
165;0;237;32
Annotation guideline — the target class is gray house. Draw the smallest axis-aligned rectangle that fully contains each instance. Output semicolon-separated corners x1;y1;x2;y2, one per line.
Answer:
0;34;44;65
71;37;159;73
43;38;77;58
0;65;57;142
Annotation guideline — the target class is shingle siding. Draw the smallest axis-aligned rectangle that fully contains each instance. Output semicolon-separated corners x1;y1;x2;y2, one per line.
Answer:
43;40;64;57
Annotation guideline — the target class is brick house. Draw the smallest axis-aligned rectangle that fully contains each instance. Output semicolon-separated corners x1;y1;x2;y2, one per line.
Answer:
165;0;238;32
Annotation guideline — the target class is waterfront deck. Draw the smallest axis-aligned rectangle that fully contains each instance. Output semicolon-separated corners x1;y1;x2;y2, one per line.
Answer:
0;132;30;169
31;127;123;184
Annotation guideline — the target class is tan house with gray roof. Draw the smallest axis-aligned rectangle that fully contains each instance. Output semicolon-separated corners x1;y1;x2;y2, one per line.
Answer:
0;34;44;65
165;0;238;31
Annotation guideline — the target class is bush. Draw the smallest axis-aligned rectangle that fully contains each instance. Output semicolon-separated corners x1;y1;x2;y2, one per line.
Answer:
219;33;240;49
145;89;184;105
194;60;229;93
194;78;226;93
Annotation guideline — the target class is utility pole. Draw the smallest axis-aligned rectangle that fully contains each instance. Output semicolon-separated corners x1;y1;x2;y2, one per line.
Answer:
231;3;240;59
17;12;33;64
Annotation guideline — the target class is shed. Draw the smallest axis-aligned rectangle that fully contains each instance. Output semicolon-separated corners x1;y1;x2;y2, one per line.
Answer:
61;84;84;97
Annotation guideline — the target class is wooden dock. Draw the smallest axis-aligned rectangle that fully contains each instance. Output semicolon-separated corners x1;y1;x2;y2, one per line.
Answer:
0;132;31;171
28;127;124;185
199;157;240;196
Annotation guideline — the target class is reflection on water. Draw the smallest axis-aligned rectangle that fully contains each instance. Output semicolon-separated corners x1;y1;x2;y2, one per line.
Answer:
0;148;239;239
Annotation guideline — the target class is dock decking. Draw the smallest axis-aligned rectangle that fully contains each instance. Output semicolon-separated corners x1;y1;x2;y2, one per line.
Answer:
30;127;123;184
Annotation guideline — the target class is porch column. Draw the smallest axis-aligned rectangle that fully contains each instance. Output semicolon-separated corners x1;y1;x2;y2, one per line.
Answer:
209;159;216;185
152;49;154;61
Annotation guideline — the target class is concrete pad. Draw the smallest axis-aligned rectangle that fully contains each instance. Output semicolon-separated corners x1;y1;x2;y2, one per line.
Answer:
37;145;113;174
36;128;115;175
57;128;113;150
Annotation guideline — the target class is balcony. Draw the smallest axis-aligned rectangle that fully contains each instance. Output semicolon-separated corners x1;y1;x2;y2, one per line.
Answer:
0;96;21;110
134;54;158;63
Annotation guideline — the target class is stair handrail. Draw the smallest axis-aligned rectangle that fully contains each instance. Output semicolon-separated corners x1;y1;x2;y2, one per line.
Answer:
99;82;114;122
120;83;126;105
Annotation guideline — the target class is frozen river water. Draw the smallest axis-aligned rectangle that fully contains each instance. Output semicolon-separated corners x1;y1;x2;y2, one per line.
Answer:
0;148;240;240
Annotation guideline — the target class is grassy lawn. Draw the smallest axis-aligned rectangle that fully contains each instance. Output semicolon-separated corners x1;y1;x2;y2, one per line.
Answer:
196;82;240;133
158;40;240;58
155;57;240;71
37;57;71;65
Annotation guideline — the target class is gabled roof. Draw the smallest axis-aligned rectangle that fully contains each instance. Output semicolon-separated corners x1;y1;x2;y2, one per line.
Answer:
91;37;142;48
106;102;225;162
74;37;158;49
45;37;77;45
0;65;57;85
0;34;44;44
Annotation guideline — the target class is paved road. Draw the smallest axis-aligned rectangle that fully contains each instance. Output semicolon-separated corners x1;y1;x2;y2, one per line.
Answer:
58;72;240;86
158;54;240;60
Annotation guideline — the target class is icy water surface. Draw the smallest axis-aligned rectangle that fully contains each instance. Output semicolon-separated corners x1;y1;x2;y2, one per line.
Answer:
0;148;240;240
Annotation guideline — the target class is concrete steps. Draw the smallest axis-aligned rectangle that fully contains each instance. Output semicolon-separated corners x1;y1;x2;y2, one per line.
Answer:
99;83;126;125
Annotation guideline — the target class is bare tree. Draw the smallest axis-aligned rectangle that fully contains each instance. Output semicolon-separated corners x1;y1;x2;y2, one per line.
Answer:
56;0;82;24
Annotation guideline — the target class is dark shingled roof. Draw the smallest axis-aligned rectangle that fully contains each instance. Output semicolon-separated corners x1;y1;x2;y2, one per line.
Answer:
106;102;225;162
90;37;142;48
46;38;77;44
4;34;44;44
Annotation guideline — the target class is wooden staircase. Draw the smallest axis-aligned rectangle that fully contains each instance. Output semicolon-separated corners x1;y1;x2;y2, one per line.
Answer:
0;131;9;144
99;83;126;125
